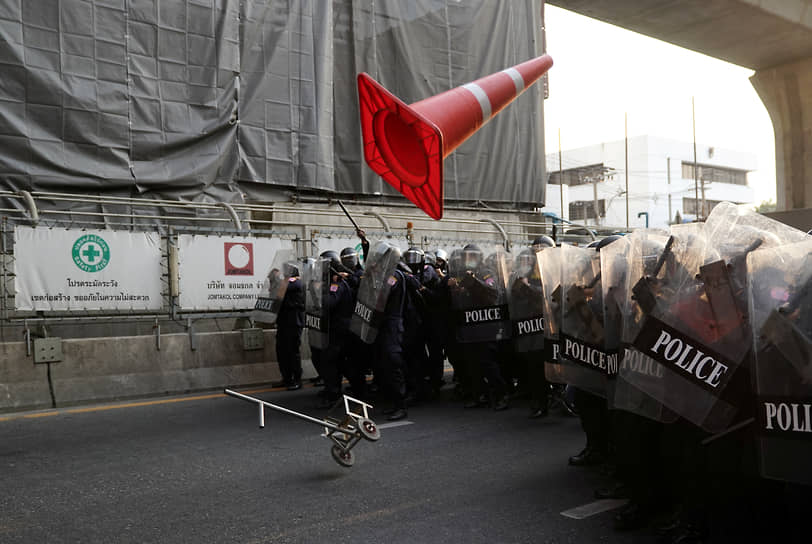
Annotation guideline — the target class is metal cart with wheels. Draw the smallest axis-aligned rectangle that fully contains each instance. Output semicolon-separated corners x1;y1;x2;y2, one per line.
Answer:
224;389;380;467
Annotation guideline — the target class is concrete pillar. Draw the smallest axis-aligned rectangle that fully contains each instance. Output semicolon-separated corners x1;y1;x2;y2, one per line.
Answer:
750;57;812;210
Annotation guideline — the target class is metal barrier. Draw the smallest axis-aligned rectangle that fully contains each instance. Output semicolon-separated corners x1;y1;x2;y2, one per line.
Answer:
0;190;626;338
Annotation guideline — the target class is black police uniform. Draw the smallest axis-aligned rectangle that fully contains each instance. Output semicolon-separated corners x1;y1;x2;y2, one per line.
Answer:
376;269;413;420
342;263;372;400
509;273;549;416
318;274;354;406
402;263;439;401
458;268;508;409
276;275;305;388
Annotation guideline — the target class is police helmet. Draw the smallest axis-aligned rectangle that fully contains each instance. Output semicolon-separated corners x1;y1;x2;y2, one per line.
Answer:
531;235;555;252
515;248;536;275
593;235;622;251
404;247;425;274
424;251;437;267
320;250;343;274
448;249;462;272
282;261;300;278
320;249;340;264
435;248;449;263
340;247;358;269
404;247;425;266
462;244;483;271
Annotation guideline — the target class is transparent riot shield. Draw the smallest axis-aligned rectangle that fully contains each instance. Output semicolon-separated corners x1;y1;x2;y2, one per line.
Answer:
748;238;812;485
612;229;678;423
508;248;545;352
627;206;807;433
252;249;297;324
556;244;609;398
539;247;563;380
304;257;330;350
449;247;511;343
600;236;629;406
350;241;402;344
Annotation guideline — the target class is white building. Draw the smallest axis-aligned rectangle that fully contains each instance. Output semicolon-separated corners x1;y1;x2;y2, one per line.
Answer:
544;135;756;230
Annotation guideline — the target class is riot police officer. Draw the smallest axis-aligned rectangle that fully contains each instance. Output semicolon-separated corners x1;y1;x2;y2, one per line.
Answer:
316;250;357;408
511;235;554;418
449;244;510;410
402;247;441;401
276;261;305;390
568;235;621;466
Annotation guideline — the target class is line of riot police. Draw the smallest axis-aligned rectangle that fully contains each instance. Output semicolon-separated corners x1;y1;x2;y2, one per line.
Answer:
266;230;561;423
538;202;811;542
257;203;811;541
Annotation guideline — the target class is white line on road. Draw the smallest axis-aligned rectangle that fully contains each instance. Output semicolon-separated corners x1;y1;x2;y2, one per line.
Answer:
377;420;414;429
560;499;629;519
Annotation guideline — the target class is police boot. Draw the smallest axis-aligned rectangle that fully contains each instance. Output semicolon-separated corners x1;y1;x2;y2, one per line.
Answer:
386;408;408;421
568;447;605;466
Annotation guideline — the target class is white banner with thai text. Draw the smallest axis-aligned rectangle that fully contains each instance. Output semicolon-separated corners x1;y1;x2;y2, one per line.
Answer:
177;235;294;310
14;227;163;311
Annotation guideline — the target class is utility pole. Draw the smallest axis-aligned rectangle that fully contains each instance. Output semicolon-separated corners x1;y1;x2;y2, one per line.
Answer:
625;113;629;230
559;128;564;222
591;175;600;227
667;157;672;225
692;97;699;220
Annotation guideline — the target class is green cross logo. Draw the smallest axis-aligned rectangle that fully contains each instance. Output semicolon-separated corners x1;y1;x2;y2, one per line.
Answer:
72;234;111;273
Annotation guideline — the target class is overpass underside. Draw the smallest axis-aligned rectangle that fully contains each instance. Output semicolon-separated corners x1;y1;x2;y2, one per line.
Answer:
549;0;812;212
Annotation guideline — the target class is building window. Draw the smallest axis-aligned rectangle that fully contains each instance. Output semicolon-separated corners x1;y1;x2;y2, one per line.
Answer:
681;162;747;186
549;163;606;186
683;197;740;217
569;199;605;221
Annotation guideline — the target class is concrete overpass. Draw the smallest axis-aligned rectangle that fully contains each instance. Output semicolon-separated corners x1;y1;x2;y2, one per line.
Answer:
548;0;812;213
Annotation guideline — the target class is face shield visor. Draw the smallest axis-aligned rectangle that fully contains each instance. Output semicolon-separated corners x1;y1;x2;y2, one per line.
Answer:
341;251;358;270
462;249;482;272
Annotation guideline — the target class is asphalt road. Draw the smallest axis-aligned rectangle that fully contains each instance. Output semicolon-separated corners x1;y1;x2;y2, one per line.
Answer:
0;384;654;543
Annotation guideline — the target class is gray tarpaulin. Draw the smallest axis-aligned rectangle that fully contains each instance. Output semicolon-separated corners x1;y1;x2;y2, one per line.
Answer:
0;0;545;213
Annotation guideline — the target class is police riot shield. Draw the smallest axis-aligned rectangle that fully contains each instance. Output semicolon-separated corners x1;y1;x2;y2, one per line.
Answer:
350;241;402;344
557;244;610;398
508;249;546;352
612;229;678;423
600;235;629;405
449;247;511;343
627;204;808;433
304;257;330;350
251;249;297;324
539;247;563;380
748;238;812;485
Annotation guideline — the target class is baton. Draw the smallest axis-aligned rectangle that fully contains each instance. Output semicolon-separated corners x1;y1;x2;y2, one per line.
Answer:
651;235;675;278
337;200;361;232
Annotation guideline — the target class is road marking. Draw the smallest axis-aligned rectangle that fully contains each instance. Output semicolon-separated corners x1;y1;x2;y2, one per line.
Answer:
561;499;628;519
22;412;60;419
0;368;454;423
377;420;414;429
0;385;290;422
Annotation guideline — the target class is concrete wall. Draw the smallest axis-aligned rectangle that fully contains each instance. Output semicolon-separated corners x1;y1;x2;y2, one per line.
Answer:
0;329;316;413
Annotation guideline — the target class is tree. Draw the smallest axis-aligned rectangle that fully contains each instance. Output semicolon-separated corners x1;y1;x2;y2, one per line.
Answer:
754;199;776;213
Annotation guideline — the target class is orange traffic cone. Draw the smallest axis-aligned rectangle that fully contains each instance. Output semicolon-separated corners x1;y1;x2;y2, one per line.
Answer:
357;54;553;220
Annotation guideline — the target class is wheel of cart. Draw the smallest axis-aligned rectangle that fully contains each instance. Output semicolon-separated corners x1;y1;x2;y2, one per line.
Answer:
331;445;355;467
356;417;381;441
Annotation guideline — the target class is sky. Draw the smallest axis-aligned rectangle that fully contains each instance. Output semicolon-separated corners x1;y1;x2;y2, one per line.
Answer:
543;4;777;205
